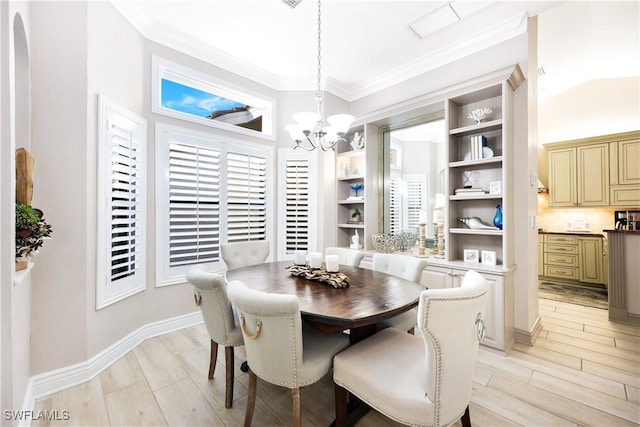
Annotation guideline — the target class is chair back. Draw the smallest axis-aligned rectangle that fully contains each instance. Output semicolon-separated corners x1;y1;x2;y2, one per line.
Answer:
227;280;304;388
372;253;427;282
325;247;365;267
186;265;243;347
221;240;270;270
417;269;488;426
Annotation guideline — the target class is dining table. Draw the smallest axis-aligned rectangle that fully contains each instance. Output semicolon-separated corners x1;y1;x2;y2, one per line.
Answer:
225;260;425;344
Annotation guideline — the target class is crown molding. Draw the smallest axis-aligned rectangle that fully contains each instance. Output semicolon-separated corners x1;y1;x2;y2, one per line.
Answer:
113;2;528;102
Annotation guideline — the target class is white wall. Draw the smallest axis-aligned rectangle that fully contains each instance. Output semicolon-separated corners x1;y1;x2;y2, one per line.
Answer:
29;0;90;374
26;1;323;375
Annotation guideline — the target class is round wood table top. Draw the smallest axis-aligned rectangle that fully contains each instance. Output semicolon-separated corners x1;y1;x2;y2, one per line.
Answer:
226;260;425;340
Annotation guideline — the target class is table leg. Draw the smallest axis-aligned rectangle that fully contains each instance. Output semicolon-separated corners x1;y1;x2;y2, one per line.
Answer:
348;324;377;344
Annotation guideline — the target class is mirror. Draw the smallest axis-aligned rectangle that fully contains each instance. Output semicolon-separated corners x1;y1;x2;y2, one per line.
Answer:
381;115;446;244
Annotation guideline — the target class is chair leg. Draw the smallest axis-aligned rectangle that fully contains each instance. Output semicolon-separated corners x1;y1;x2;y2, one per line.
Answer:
244;369;257;427
461;404;471;427
208;339;218;380
291;387;301;427
334;382;348;427
224;346;235;408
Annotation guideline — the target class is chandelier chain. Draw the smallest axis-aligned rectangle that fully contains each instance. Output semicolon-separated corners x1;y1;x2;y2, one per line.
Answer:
316;0;322;97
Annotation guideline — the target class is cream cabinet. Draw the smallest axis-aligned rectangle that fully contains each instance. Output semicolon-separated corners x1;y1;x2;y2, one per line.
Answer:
547;144;609;207
610;137;640;207
546;131;640;208
539;233;606;285
578;236;605;284
425;262;513;352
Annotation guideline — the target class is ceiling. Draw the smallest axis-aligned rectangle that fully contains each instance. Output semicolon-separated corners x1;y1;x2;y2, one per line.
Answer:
113;1;639;102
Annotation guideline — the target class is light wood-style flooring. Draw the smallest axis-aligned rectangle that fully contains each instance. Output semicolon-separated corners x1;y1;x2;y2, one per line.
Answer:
33;298;639;426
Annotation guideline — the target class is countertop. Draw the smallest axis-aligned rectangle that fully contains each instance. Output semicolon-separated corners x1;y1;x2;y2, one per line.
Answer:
538;229;606;237
602;229;640;234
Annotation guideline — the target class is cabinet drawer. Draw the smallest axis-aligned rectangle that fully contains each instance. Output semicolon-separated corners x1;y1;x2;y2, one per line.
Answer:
545;235;578;245
544;243;578;254
544;253;578;267
544;265;578;280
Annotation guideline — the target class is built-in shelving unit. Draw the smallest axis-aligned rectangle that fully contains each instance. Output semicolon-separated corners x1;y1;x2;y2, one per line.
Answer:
336;126;366;248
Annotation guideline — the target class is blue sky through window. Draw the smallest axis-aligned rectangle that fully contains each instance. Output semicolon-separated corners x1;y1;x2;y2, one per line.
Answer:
161;79;245;118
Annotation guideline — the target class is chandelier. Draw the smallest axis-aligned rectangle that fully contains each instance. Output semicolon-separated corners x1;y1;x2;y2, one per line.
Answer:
286;0;355;151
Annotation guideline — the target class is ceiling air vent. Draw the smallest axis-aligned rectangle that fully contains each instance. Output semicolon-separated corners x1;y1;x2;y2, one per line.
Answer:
282;0;302;8
537;66;546;77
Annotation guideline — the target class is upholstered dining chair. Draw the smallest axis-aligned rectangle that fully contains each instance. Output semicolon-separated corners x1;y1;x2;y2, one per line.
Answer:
227;280;351;427
333;270;489;427
186;265;244;409
221;240;270;270
372;253;427;332
325;247;365;267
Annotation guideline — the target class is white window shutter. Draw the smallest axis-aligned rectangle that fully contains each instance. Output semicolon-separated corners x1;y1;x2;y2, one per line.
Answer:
389;176;401;235
168;143;221;266
284;158;310;253
97;96;147;309
226;152;267;242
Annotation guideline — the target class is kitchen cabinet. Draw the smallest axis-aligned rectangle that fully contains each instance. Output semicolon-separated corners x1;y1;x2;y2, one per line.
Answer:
578;236;605;284
539;232;606;285
542;234;579;280
425;262;513;352
538;234;544;276
610;137;640;207
545;131;640;208
547;144;609;207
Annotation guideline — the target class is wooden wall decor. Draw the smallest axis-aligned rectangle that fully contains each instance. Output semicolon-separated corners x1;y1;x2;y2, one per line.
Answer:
16;147;35;205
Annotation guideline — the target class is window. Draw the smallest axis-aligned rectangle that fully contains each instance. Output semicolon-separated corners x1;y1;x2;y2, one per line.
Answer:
389;174;401;235
156;124;272;285
152;56;275;139
277;149;317;259
403;174;426;233
96;96;147;309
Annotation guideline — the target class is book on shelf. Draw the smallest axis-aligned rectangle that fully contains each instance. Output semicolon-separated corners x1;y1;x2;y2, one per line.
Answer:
469;135;487;160
455;187;485;195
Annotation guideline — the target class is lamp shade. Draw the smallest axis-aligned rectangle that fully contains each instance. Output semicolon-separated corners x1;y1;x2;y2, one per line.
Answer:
322;126;338;143
293;112;320;132
286;124;306;141
327;114;355;134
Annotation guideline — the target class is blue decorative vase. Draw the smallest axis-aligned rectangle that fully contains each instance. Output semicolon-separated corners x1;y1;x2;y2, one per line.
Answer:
493;204;503;230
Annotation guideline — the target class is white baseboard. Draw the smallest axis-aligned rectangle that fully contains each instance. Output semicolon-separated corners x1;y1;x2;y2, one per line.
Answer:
20;311;203;423
514;315;543;346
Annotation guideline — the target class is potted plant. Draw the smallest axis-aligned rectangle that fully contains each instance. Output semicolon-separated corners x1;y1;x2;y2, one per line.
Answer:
15;203;53;270
351;208;362;223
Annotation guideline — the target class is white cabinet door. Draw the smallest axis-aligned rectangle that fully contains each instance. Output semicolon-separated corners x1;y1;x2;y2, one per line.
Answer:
422;266;453;289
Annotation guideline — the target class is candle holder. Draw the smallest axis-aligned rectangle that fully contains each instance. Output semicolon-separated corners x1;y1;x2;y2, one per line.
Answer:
417;222;427;257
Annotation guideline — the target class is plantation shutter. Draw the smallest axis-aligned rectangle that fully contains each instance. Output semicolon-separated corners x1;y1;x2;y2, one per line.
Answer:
405;177;425;233
389;176;401;235
168;143;221;266
284;159;310;253
109;120;143;282
226;151;267;242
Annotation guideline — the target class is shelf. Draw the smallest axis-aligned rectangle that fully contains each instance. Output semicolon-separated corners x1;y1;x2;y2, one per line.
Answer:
449;156;503;168
337;175;365;181
449;119;502;136
450;193;502;201
338;199;365;204
338;223;365;229
449;228;502;236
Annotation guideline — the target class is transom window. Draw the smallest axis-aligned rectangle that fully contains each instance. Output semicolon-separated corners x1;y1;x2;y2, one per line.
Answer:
152;56;274;139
